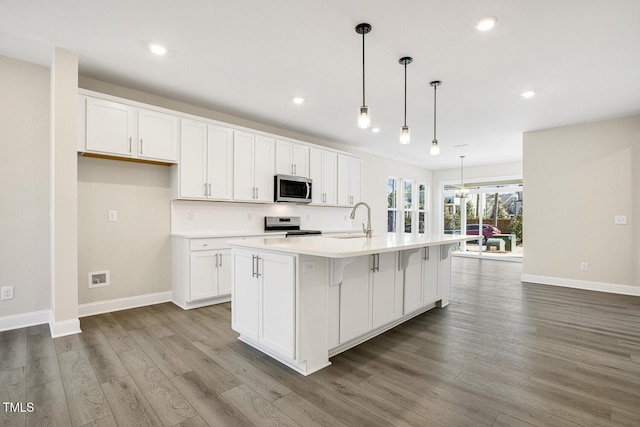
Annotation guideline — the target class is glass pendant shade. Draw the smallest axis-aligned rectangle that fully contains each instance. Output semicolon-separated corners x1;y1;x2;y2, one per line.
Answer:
358;105;370;129
430;139;440;155
400;125;410;144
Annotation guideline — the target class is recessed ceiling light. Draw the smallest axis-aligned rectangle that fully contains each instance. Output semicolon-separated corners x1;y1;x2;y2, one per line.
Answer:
292;97;304;105
521;90;536;98
475;17;497;31
149;44;167;55
371;128;380;133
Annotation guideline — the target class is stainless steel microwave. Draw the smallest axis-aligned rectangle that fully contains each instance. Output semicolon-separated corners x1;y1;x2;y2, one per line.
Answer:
274;174;312;203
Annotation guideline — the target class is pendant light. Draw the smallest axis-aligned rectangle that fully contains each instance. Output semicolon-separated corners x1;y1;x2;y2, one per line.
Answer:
456;155;470;198
399;56;413;144
430;80;441;155
355;23;372;129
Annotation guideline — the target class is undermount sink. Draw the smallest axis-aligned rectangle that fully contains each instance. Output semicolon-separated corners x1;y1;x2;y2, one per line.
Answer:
328;234;377;239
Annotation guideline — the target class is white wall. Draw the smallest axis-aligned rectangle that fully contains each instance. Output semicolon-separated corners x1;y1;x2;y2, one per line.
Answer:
523;115;640;290
0;55;51;318
77;157;172;304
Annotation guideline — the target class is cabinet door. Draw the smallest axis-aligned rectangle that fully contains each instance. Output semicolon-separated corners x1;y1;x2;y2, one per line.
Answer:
208;125;234;200
253;135;275;202
138;108;178;162
309;148;324;204
403;248;425;314
337;154;350;206
232;249;259;340
348;157;361;205
217;249;232;295
260;252;295;359
86;97;135;156
233;131;256;201
180;120;208;199
423;248;439;305
372;252;400;328
339;256;372;343
275;140;294;175
292;144;309;178
322;151;338;205
189;251;218;301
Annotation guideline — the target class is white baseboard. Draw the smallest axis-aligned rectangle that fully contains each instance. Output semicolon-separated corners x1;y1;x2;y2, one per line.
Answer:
49;317;82;338
78;291;172;317
0;310;50;332
521;274;640;296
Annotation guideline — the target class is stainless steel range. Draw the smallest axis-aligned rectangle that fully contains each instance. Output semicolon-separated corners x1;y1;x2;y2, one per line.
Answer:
264;216;322;237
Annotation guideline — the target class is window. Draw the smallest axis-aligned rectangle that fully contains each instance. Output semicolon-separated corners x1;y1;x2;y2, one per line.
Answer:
387;177;398;232
387;177;428;234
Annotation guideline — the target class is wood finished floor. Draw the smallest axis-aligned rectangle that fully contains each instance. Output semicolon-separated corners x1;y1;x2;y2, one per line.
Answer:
2;257;640;426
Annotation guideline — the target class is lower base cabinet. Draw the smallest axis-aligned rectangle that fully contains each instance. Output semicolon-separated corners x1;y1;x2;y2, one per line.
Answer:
402;247;439;315
232;249;296;359
172;237;232;309
339;252;401;344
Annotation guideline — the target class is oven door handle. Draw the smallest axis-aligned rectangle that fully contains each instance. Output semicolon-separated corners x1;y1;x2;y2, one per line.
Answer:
306;182;311;200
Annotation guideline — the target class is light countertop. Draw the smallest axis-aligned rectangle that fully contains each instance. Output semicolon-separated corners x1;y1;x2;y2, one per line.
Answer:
228;233;480;258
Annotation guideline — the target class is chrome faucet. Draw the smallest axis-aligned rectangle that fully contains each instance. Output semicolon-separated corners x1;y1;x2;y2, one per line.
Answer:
350;202;372;238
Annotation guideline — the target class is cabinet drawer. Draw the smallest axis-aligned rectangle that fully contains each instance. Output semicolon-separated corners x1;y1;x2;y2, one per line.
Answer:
189;238;229;251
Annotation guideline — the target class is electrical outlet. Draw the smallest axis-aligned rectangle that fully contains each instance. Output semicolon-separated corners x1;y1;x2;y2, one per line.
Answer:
187;211;195;221
614;215;627;225
302;261;315;273
580;262;588;271
88;271;110;288
108;210;118;221
1;286;14;300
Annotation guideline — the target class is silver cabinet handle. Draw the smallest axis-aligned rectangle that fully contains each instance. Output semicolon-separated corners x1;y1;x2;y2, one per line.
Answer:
214;253;218;267
423;247;430;261
208;183;212;197
252;255;256;277
129;137;132;153
256;187;259;199
219;252;223;268
140;138;143;155
294;164;297;175
204;183;208;197
254;255;261;278
291;164;294;175
371;254;380;272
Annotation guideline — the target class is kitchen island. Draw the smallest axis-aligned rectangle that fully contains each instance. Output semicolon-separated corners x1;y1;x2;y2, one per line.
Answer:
228;233;478;375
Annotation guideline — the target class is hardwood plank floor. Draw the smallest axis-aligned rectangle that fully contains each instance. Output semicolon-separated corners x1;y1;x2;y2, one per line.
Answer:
1;257;639;426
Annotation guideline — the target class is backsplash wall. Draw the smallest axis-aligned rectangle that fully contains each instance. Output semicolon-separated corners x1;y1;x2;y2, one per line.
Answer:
171;200;360;234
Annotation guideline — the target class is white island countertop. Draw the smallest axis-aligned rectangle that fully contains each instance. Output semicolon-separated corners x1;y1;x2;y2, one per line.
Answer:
228;233;479;258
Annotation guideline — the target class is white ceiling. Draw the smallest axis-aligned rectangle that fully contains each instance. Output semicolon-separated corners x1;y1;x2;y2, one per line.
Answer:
2;0;639;169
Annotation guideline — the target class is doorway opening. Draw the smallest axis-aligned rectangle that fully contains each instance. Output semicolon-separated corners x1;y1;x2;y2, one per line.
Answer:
443;180;523;261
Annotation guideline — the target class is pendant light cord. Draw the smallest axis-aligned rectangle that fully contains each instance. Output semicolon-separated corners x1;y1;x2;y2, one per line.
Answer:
403;63;407;126
433;84;437;140
362;31;366;106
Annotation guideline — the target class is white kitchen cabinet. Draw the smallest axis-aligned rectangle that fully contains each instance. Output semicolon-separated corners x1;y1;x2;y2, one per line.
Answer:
339;252;399;343
233;132;275;202
171;237;232;310
86;97;136;157
137;108;179;162
232;249;295;359
402;246;439;315
337;154;362;206
275;140;309;177
179;120;233;200
84;96;178;163
309;148;337;205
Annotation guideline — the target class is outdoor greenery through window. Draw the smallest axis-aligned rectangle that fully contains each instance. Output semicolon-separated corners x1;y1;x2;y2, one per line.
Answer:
388;177;428;233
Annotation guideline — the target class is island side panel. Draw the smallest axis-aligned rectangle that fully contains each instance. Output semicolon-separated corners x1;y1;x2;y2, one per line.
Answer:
296;254;331;374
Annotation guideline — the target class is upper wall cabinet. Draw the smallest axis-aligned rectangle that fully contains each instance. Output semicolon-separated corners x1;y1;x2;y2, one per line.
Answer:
233;131;275;203
309;148;337;206
337;154;361;206
82;96;178;163
178;120;233;200
275;140;309;178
